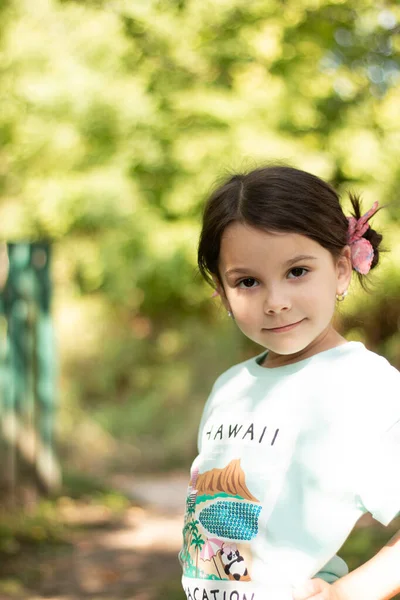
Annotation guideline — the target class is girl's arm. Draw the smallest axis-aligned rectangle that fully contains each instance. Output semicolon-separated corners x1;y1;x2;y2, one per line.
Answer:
293;529;400;600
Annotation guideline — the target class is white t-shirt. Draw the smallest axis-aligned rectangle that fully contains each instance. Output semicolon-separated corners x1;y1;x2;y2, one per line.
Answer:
179;342;400;600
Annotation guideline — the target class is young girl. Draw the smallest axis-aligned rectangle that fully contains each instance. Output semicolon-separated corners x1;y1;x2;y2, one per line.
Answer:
179;165;400;600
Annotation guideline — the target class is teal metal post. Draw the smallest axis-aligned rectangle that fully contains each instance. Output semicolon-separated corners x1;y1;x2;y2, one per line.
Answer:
0;242;60;494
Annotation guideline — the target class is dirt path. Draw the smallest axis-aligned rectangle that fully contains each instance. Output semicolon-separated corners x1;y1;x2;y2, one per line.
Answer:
0;473;189;600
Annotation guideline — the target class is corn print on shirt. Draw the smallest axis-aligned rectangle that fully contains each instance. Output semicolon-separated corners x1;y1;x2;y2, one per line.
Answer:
179;342;400;600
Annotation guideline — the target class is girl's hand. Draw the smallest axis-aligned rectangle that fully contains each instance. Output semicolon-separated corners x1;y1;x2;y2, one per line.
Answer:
292;578;342;600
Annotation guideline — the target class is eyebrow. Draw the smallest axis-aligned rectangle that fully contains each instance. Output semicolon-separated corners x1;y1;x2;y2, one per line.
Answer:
224;255;318;277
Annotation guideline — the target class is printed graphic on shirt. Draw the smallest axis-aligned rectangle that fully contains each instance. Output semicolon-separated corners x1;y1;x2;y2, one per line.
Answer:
204;420;280;446
200;412;296;515
180;459;260;581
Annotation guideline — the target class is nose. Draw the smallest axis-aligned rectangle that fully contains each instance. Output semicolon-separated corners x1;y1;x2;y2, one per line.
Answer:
263;286;291;315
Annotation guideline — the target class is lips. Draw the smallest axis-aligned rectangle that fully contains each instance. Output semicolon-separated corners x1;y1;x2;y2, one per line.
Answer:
264;319;305;332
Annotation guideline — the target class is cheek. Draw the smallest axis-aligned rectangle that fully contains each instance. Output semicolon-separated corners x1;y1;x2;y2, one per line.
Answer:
228;293;259;319
306;279;337;313
304;273;337;298
235;303;258;320
295;279;336;316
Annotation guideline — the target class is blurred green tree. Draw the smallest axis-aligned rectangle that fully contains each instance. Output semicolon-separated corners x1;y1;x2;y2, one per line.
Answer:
0;0;398;472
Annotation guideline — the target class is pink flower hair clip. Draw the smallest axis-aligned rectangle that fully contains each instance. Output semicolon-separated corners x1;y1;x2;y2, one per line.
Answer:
347;201;379;275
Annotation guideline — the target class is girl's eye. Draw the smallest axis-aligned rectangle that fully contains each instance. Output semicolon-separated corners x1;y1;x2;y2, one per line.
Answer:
237;277;258;289
288;267;308;279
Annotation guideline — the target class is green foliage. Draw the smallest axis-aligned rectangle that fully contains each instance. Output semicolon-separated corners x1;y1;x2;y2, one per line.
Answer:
0;471;131;561
1;0;400;482
339;517;400;600
0;502;67;553
341;518;399;569
61;469;129;505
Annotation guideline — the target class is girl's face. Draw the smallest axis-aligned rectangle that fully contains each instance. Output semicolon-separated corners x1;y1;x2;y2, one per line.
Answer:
215;222;352;366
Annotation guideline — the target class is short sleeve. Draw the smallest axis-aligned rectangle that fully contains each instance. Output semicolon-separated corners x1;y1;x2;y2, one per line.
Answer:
314;554;349;583
197;380;218;452
357;419;400;526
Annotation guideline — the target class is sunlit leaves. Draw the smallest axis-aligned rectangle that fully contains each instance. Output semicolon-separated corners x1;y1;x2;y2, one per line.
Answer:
0;0;399;413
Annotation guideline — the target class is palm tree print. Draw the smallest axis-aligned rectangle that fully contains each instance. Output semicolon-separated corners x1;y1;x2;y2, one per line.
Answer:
184;519;199;555
181;523;190;565
191;532;205;577
187;495;196;517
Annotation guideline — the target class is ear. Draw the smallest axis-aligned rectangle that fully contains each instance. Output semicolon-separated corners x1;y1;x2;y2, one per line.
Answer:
336;246;352;294
212;276;231;312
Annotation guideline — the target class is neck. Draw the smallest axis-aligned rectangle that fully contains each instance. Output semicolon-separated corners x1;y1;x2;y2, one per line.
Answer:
263;326;347;368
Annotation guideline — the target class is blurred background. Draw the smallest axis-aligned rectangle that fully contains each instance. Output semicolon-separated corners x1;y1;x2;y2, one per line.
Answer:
0;0;399;598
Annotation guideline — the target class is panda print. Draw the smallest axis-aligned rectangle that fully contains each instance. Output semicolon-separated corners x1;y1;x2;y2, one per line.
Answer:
219;544;251;582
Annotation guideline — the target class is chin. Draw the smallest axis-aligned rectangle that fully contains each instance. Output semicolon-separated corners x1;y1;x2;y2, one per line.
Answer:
267;345;308;356
263;338;312;356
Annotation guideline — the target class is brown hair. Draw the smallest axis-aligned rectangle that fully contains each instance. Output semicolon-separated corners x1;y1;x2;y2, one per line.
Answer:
197;165;382;289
